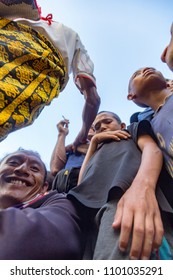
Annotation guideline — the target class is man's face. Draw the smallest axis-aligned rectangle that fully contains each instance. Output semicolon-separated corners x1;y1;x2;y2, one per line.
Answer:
93;113;122;134
0;151;48;203
161;23;173;71
127;67;166;107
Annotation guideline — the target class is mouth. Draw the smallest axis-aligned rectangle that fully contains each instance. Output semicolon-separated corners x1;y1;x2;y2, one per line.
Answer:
5;177;32;187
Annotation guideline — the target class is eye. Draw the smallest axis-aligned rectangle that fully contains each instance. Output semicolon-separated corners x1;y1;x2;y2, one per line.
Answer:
105;119;112;124
8;160;19;166
132;70;141;79
94;123;100;131
30;166;40;172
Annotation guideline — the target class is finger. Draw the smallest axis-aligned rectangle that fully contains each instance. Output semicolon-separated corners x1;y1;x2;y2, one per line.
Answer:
112;200;123;229
140;214;155;260
119;131;131;137
130;212;145;260
116;131;131;138
114;132;130;139
153;214;164;250
118;207;134;252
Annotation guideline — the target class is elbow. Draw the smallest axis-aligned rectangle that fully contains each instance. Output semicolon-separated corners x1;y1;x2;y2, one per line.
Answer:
157;148;163;163
51;171;57;177
50;167;59;177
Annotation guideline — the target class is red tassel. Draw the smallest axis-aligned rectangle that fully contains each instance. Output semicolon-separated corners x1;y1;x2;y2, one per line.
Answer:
41;14;53;25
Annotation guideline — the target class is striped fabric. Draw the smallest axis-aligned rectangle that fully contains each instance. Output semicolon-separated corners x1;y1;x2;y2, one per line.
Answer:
0;18;66;141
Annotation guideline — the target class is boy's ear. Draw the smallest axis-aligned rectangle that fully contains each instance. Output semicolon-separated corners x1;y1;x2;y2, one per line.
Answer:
41;182;49;194
127;92;133;100
166;81;170;88
121;122;126;129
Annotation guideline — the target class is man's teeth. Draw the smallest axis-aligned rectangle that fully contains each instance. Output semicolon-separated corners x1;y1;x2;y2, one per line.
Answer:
10;180;26;186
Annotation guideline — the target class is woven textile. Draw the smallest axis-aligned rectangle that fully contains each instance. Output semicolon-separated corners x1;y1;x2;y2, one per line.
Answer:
0;18;66;141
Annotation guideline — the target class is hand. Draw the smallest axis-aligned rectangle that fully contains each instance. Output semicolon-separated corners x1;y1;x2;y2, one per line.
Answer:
57;119;69;136
112;183;164;260
91;130;131;146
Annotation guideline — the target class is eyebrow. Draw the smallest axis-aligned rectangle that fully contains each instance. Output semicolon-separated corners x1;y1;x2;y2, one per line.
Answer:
94;118;113;127
6;155;43;167
131;69;142;80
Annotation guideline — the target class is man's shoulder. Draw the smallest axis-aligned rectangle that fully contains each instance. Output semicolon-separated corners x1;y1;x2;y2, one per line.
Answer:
29;191;67;208
52;20;78;37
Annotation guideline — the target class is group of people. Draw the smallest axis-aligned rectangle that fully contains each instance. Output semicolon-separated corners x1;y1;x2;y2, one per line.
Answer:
0;0;173;260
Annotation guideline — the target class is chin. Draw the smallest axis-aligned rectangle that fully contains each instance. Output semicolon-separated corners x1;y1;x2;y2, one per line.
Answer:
168;63;173;72
0;195;21;209
167;55;173;71
133;100;149;108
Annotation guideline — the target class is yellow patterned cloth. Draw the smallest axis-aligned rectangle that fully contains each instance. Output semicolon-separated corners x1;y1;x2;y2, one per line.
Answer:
0;18;66;141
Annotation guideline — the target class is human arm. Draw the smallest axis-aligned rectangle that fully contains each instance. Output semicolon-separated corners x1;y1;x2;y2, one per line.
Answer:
50;119;69;176
0;193;82;260
112;134;164;260
70;32;101;148
72;77;100;149
77;130;130;184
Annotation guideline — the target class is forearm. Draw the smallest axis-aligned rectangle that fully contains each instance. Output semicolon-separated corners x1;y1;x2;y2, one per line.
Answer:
77;139;98;184
134;136;163;190
113;136;163;260
82;86;100;138
50;134;67;176
0;196;82;259
73;84;100;147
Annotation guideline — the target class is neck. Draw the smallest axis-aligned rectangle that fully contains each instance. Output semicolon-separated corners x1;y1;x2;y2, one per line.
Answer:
145;89;172;111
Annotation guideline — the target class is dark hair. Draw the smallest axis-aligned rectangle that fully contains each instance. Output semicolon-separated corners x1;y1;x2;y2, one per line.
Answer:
0;148;47;183
97;111;122;124
46;171;54;191
130;112;140;123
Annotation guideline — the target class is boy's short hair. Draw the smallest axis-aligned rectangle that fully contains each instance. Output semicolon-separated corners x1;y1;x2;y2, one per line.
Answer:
97;111;122;124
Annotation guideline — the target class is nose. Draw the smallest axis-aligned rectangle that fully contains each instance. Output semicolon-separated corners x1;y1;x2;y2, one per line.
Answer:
161;46;168;63
142;67;152;73
14;163;30;177
100;123;107;132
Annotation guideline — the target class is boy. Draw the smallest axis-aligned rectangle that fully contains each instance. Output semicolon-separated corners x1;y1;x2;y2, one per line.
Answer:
68;111;163;260
128;67;173;259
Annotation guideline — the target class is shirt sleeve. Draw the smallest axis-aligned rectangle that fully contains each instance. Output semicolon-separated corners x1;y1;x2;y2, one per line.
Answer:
72;33;96;90
127;120;156;144
0;193;82;260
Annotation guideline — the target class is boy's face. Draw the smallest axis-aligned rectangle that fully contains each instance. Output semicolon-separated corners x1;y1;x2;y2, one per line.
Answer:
161;23;173;71
93;113;122;134
127;67;166;107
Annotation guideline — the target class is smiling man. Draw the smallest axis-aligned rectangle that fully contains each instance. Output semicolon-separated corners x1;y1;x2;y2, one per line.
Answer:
0;148;82;259
0;149;48;206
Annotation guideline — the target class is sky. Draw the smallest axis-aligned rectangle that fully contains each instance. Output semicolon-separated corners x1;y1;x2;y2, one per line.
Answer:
0;0;173;169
